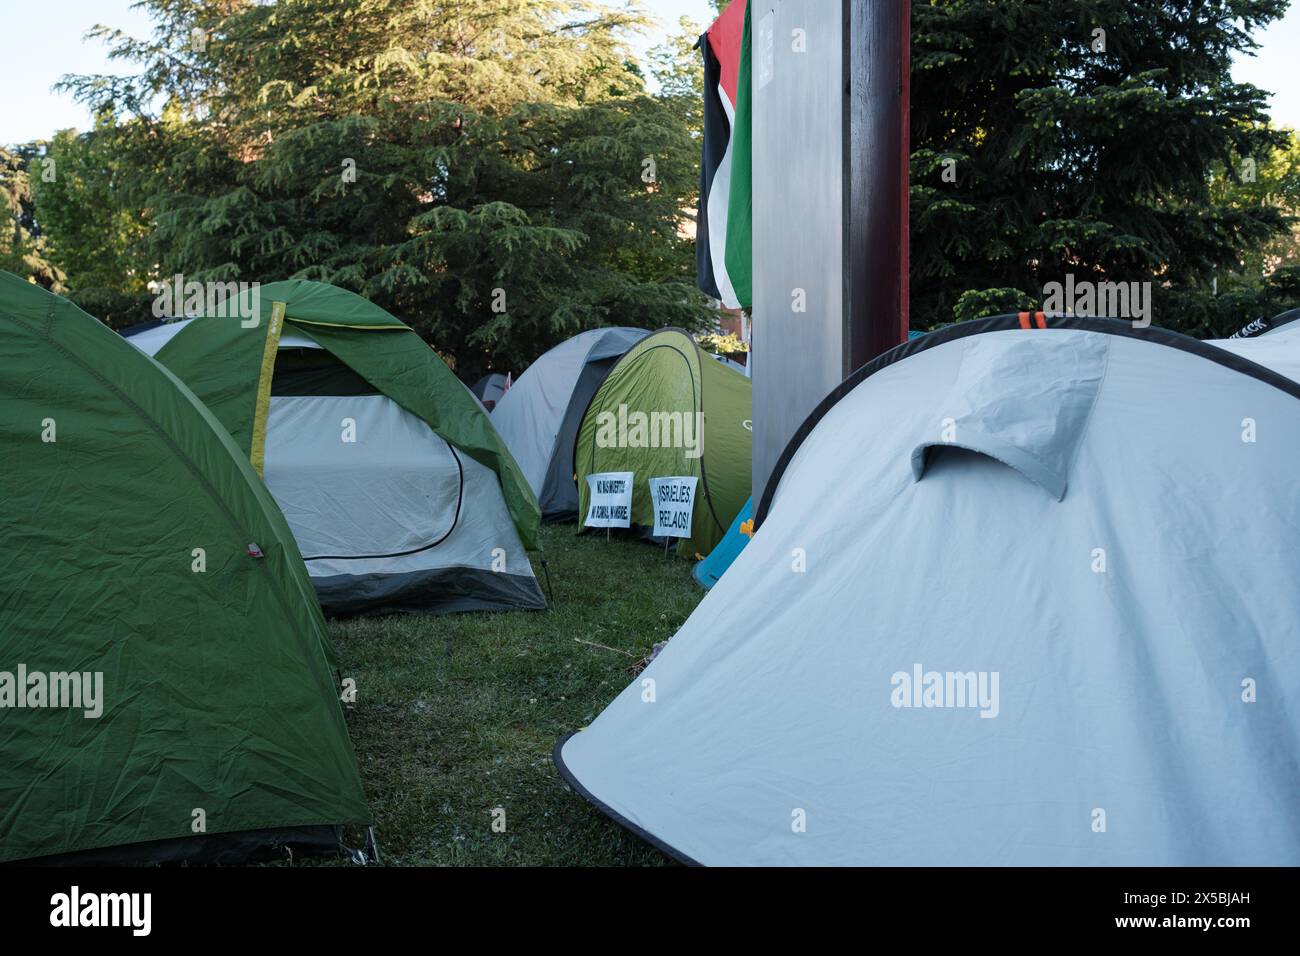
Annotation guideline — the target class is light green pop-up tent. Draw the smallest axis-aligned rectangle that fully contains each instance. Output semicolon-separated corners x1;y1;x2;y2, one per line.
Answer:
127;280;544;616
0;272;370;864
575;328;752;557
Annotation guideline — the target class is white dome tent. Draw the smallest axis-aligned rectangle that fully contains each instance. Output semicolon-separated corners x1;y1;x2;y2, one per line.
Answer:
491;327;648;519
1208;306;1300;380
556;313;1300;866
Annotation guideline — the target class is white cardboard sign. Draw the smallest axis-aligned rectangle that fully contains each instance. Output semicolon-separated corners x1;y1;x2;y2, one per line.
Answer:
584;472;634;528
648;476;699;539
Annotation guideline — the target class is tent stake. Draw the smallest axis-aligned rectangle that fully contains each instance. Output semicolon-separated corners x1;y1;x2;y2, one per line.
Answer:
540;555;555;605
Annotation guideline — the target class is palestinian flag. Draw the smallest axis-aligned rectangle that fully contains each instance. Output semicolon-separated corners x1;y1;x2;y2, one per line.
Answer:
696;0;752;310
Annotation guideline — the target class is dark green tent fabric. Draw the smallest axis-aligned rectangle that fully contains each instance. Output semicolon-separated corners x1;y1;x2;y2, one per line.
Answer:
575;329;752;557
245;278;407;329
155;310;265;452
0;272;370;863
153;279;540;550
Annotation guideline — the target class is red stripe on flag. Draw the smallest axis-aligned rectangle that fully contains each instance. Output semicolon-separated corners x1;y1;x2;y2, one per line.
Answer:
707;0;747;110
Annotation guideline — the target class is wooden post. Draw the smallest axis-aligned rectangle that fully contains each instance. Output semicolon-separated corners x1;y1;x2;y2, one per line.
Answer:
845;0;910;371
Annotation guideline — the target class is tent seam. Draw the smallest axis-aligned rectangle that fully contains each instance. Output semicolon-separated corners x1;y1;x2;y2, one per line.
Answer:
1068;336;1113;481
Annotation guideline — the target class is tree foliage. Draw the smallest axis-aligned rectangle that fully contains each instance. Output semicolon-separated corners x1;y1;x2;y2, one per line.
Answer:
0;144;63;289
30;123;155;326
911;0;1297;337
1209;128;1300;309
11;0;1299;350
648;16;707;137
56;0;712;376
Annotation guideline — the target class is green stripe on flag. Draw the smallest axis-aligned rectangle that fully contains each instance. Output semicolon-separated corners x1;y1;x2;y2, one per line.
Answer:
724;1;754;311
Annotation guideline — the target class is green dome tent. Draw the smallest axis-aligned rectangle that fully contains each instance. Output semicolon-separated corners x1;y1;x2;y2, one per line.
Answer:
575;328;752;558
0;272;370;864
128;280;544;616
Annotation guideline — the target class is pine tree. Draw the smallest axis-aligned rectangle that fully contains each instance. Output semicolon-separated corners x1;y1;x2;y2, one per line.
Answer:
911;0;1296;337
0;144;63;289
60;0;711;375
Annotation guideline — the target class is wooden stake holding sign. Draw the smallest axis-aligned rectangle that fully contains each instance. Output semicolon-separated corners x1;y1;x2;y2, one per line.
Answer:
648;476;699;557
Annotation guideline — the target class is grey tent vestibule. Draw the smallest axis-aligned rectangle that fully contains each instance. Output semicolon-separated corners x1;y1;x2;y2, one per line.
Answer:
556;313;1300;866
491;327;648;520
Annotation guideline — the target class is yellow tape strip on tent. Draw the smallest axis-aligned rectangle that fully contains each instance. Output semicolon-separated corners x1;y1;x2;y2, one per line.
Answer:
249;300;286;477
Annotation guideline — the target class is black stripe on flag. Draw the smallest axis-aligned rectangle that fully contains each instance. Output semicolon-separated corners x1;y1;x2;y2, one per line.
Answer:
696;33;728;301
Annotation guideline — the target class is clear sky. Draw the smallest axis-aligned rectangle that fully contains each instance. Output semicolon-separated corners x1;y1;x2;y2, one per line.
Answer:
1;0;1295;145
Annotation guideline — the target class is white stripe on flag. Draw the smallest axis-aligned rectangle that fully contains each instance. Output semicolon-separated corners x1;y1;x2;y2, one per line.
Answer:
707;82;741;309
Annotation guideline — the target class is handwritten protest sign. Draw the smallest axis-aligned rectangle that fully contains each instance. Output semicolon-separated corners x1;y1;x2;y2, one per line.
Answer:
648;476;698;539
584;472;634;528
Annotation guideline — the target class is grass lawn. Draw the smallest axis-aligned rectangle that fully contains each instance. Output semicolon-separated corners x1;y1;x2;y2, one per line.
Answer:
330;522;705;866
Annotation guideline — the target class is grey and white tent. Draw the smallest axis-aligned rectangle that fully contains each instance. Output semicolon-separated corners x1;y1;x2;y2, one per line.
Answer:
1221;305;1300;341
127;317;545;617
556;314;1300;866
491;327;649;519
1209;315;1300;380
471;372;510;410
